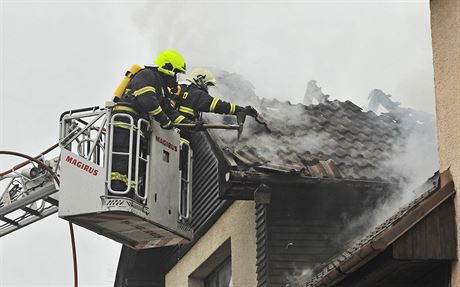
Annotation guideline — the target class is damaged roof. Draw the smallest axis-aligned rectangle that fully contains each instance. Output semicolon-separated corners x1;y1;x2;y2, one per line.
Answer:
304;170;455;287
209;98;403;181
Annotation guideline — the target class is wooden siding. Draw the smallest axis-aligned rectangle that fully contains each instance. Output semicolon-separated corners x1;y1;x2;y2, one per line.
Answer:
393;197;456;260
190;132;226;233
261;189;382;287
337;252;451;287
256;203;270;287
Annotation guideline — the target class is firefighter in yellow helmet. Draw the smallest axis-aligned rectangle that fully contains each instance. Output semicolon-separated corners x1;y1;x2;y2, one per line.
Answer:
172;67;258;143
111;50;191;196
115;50;188;129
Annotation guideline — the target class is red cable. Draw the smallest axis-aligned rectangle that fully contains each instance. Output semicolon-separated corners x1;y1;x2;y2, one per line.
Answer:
69;222;78;287
0;150;78;287
0;144;58;177
0;150;60;184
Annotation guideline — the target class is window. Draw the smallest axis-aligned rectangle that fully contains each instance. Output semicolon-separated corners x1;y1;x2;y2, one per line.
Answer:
188;239;231;287
204;258;232;287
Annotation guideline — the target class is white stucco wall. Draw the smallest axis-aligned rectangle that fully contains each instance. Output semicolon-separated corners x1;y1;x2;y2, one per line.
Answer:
165;201;258;287
430;0;460;285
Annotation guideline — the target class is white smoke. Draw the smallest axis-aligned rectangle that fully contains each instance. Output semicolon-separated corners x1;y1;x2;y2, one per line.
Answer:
202;69;345;170
209;74;439;283
128;2;435;115
364;88;439;221
125;2;437;285
332;90;439;257
285;268;314;287
209;70;439;200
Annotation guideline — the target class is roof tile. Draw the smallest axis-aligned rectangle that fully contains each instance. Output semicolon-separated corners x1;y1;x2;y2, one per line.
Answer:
210;72;434;182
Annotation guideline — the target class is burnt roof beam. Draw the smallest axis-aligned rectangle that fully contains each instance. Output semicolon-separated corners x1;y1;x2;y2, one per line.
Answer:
223;170;395;200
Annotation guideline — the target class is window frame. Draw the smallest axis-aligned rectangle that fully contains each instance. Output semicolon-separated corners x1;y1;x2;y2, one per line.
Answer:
204;257;232;287
188;239;232;287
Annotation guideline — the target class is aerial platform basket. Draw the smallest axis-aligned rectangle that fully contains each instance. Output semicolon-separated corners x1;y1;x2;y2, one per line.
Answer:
58;105;193;249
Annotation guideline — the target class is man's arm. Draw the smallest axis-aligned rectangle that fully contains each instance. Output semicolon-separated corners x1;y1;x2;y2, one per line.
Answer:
163;100;190;125
195;90;245;115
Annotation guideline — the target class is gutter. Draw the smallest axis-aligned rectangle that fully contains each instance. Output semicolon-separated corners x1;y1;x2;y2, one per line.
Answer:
308;169;455;287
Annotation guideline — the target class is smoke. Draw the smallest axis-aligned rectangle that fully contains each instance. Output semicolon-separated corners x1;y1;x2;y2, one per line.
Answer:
366;88;439;217
207;70;439;185
209;69;438;203
201;69;348;172
128;2;434;114
207;72;439;283
285;268;314;287
381;120;438;190
125;2;437;284
332;90;439;257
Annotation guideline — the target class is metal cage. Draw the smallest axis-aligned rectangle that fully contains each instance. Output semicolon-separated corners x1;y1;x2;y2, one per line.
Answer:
58;104;193;249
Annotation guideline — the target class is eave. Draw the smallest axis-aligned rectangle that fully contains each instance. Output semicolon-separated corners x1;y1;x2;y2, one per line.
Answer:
223;170;397;200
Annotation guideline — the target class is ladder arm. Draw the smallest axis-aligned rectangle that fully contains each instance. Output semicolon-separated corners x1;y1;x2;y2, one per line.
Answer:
0;151;60;237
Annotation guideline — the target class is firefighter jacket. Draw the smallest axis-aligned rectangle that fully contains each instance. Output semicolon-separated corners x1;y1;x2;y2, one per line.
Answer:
174;84;245;121
173;83;245;143
116;67;188;127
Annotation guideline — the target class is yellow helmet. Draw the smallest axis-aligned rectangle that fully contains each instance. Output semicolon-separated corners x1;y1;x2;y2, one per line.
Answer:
187;67;217;90
154;50;186;77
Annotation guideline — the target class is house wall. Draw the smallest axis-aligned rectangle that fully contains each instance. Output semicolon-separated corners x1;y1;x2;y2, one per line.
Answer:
165;201;257;287
430;0;460;285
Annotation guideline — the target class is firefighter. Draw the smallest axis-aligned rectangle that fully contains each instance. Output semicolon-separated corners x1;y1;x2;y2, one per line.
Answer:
172;67;258;143
110;50;190;197
171;67;256;202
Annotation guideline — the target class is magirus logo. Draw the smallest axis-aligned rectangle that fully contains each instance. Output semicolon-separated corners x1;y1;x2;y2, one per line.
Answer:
65;155;99;176
155;136;178;152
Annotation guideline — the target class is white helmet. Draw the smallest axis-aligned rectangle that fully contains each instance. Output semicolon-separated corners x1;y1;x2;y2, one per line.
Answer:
186;67;217;90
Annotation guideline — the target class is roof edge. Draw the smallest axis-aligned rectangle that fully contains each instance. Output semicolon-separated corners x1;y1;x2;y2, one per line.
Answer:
228;170;395;187
222;170;396;200
307;169;455;287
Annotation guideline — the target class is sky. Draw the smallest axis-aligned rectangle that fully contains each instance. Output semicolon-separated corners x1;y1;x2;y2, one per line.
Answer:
0;1;435;286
